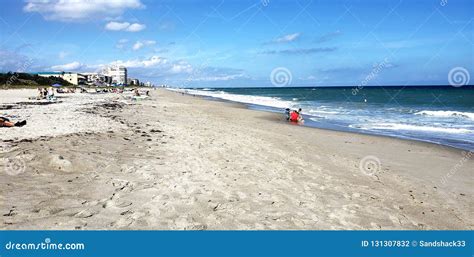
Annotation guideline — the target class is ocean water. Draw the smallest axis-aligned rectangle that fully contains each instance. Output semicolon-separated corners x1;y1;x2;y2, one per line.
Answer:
170;86;474;151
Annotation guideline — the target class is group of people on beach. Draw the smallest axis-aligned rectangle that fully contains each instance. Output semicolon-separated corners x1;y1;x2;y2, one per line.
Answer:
285;108;304;123
36;87;56;100
134;88;150;97
56;88;76;94
2;87;153;128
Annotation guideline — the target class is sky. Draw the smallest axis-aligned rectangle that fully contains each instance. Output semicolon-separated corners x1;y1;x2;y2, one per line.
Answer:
0;0;473;87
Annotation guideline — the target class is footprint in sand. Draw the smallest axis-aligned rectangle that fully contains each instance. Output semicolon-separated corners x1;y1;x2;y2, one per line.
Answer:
111;211;150;228
73;209;99;218
102;199;132;209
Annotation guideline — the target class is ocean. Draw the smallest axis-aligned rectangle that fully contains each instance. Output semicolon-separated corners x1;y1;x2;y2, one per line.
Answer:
170;86;474;151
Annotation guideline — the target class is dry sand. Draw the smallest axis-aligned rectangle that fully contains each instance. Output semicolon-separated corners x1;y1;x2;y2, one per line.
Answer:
0;88;472;230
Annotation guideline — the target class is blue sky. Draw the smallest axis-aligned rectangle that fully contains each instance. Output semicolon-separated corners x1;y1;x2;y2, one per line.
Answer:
0;0;473;87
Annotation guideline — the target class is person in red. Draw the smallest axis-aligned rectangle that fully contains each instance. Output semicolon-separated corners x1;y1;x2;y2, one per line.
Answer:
288;108;304;123
289;110;299;122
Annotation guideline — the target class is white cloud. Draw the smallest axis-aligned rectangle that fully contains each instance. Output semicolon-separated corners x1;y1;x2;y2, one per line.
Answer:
47;56;241;84
132;42;144;50
127;23;146;32
107;56;193;75
51;61;84;71
109;56;168;68
105;21;146;32
169;62;193;74
274;33;301;43
105;21;130;31
132;40;156;50
116;39;129;49
23;0;145;21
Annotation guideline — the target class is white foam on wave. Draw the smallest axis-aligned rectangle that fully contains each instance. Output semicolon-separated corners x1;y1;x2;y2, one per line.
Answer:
415;110;474;120
168;88;294;109
352;123;471;134
307;109;340;115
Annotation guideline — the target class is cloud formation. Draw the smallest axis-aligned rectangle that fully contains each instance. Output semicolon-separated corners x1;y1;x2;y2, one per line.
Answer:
0;50;34;72
105;21;146;32
189;67;247;81
51;61;85;71
132;40;156;51
261;47;337;55
268;33;301;44
116;39;129;49
23;0;144;21
315;30;342;43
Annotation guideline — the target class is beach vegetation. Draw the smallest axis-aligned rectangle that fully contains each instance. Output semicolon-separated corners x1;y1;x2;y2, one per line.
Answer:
0;72;74;88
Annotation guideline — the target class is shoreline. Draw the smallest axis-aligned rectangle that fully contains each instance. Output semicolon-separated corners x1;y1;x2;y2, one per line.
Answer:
172;89;473;153
1;88;472;230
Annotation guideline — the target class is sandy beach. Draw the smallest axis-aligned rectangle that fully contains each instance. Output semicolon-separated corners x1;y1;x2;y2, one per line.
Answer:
0;88;472;230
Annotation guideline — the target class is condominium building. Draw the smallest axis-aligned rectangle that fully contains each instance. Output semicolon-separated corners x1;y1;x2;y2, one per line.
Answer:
102;65;127;86
82;73;112;87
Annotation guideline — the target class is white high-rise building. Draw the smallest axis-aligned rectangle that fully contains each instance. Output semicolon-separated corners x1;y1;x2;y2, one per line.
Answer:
103;65;127;86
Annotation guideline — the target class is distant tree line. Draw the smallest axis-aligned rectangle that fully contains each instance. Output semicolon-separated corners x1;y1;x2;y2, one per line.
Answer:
0;72;73;87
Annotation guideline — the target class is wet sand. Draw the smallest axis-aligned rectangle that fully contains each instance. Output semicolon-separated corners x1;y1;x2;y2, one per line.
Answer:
0;88;472;230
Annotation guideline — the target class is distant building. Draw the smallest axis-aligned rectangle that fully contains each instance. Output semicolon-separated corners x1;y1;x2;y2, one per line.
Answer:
82;73;112;87
130;79;139;86
37;72;86;86
102;65;127;86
